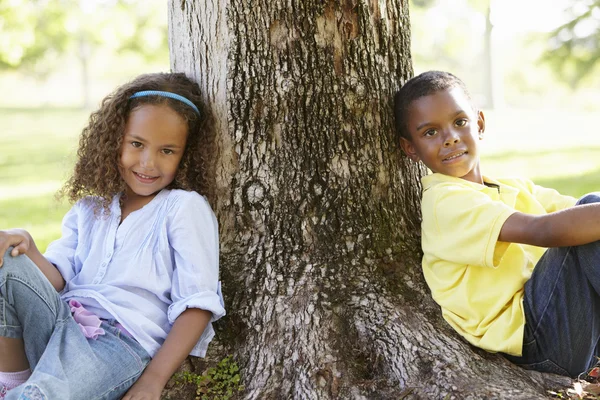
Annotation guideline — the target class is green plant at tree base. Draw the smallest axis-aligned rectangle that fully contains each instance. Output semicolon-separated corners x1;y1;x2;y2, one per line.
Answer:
175;356;244;400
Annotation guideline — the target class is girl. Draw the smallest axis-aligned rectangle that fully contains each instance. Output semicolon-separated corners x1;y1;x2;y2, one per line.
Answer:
0;72;225;400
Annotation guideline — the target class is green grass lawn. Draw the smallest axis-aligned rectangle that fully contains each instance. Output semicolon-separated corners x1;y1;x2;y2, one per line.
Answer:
0;108;88;251
1;107;599;253
482;147;600;197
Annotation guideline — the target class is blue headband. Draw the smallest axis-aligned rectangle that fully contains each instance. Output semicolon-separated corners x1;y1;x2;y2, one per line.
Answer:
129;90;201;116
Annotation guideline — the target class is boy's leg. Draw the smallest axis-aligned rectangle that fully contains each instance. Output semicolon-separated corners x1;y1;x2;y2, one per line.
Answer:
506;194;600;377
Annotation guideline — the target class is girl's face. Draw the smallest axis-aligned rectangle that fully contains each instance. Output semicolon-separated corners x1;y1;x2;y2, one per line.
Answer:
119;104;188;208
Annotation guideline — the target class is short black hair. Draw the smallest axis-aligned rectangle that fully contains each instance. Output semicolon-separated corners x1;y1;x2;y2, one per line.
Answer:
393;71;473;142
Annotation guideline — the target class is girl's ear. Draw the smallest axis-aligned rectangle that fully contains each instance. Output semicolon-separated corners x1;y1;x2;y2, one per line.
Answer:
477;110;485;139
400;137;419;162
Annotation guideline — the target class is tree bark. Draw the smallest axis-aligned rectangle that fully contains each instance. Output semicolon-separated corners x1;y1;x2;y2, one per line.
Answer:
168;0;572;398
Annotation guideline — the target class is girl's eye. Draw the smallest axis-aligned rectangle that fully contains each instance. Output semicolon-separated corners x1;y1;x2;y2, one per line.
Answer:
455;119;468;127
162;149;174;155
423;129;437;137
131;141;142;148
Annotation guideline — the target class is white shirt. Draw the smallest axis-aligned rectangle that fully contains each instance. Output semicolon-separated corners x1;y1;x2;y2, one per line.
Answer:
44;189;225;357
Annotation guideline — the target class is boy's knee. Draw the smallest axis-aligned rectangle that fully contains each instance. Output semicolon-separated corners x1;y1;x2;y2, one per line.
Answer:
577;193;600;206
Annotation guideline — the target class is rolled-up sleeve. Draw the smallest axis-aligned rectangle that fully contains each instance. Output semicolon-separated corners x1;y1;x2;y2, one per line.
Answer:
43;204;80;284
167;192;226;325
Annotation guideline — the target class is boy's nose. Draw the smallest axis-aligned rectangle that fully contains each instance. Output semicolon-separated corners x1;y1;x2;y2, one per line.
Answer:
443;131;460;147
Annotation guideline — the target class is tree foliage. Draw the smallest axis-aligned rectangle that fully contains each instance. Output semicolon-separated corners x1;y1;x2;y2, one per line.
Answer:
0;0;71;70
0;0;167;76
544;0;600;88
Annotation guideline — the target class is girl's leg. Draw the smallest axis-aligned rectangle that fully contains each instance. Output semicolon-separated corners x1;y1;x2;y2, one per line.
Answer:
0;339;30;397
0;338;29;372
1;250;151;399
0;249;72;370
4;321;151;400
0;249;69;397
505;193;600;377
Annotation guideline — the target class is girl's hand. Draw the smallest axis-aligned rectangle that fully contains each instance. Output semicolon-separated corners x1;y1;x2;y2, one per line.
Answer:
121;377;163;400
0;229;32;267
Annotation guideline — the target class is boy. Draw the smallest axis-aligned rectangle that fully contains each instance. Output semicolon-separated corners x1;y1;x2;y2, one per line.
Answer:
394;70;600;377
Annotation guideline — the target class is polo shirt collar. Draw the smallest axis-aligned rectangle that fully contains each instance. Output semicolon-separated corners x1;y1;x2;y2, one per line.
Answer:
421;173;519;206
421;173;492;190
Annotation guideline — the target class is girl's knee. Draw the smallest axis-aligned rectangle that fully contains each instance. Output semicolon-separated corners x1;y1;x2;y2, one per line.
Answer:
0;250;41;281
577;193;600;206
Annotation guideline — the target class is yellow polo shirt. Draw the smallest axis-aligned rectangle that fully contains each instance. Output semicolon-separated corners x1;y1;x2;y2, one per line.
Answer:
421;173;576;356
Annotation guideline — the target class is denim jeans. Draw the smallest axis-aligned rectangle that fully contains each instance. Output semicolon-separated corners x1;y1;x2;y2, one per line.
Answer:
504;193;600;377
0;250;151;399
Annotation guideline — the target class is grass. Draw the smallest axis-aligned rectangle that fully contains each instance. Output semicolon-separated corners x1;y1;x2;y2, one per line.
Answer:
0;108;88;251
482;147;600;198
1;107;599;252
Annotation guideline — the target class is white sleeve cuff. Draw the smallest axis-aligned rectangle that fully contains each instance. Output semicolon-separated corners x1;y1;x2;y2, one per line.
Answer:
44;250;76;283
167;281;226;324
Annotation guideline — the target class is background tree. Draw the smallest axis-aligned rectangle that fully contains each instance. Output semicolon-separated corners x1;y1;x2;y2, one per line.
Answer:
543;0;600;88
166;0;575;398
0;0;167;107
410;0;497;108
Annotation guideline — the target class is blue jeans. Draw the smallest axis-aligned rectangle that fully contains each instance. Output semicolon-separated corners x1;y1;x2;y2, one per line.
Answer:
0;250;151;399
504;193;600;377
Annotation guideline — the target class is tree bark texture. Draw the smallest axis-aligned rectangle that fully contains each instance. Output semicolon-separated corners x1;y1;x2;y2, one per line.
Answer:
168;1;572;398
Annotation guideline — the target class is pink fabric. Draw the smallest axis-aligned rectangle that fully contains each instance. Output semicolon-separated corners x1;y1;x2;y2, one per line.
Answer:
68;300;105;339
0;369;31;398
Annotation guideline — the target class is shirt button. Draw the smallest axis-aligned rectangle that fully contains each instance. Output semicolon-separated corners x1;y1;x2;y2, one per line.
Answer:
101;262;107;268
93;279;100;284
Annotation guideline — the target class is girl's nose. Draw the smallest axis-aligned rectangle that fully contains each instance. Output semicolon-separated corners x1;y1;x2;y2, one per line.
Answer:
140;151;155;169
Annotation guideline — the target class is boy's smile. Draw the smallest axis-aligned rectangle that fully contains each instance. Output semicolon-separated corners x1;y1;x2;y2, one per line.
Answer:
400;87;485;184
119;104;188;210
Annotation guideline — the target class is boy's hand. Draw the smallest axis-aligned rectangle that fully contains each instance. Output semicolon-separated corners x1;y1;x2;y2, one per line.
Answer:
0;229;32;267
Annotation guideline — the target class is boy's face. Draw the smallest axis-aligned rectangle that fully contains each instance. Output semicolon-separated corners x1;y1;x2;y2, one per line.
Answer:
400;87;485;184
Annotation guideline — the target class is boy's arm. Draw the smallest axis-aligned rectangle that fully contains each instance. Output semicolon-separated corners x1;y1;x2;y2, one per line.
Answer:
499;202;600;247
0;229;65;291
122;308;212;400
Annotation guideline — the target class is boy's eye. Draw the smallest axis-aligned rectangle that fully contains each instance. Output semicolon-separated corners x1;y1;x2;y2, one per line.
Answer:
455;119;468;127
131;141;142;148
423;129;437;137
162;149;174;155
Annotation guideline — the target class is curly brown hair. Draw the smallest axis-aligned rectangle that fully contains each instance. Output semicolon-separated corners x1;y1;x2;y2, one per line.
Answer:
61;72;216;212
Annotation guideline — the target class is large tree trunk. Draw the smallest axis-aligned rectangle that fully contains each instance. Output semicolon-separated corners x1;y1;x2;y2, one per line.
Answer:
167;0;572;398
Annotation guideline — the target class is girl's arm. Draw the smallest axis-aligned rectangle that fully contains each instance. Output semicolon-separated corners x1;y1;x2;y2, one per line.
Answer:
500;202;600;248
0;229;65;291
122;308;212;400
